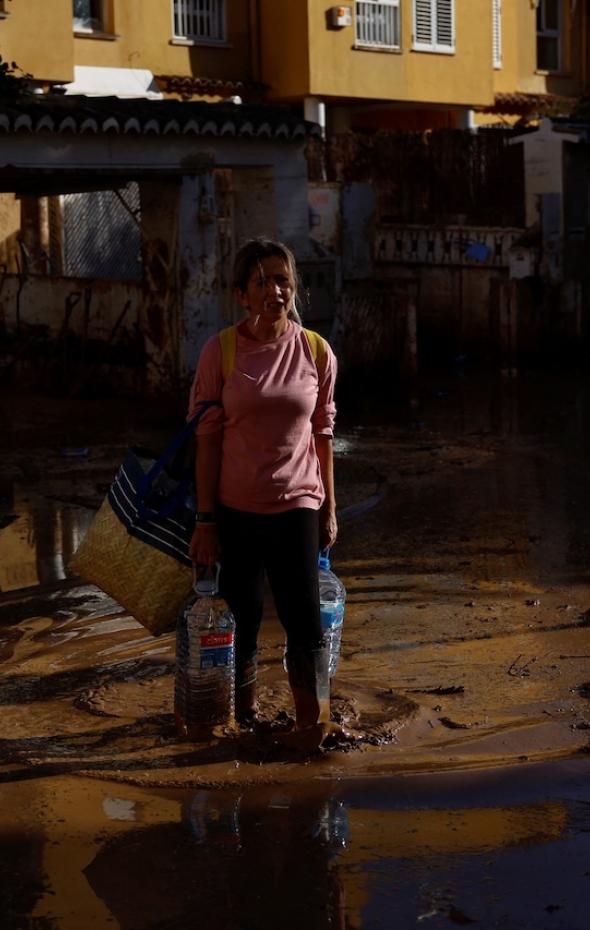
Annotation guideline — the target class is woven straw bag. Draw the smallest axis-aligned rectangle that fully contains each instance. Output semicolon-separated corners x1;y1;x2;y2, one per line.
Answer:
70;402;217;635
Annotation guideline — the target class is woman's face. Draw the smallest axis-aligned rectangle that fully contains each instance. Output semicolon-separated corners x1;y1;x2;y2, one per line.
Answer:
237;255;295;324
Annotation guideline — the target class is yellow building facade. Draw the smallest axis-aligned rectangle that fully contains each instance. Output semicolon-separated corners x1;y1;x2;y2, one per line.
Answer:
0;0;74;86
0;0;588;130
0;1;588;126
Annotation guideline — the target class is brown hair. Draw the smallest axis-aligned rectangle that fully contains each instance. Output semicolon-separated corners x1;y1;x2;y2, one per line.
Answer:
232;237;302;322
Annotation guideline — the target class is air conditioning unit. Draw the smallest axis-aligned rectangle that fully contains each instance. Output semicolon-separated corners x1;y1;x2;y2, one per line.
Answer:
329;6;352;28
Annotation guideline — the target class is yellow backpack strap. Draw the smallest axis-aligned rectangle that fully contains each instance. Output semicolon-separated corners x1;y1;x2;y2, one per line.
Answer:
218;326;237;381
303;327;328;371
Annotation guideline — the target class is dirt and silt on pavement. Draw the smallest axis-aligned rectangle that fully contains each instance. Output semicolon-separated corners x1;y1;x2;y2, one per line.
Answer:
1;370;590;928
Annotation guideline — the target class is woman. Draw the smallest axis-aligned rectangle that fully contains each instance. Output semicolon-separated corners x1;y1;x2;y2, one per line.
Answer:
188;237;338;740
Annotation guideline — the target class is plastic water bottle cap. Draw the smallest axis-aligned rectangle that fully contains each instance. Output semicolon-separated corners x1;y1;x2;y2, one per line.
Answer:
195;580;217;596
193;562;221;596
318;552;331;571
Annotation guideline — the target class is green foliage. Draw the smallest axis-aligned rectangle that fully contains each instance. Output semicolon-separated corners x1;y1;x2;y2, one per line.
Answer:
0;55;32;98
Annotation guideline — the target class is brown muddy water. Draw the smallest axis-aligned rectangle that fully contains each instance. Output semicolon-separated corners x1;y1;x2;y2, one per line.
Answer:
2;373;590;928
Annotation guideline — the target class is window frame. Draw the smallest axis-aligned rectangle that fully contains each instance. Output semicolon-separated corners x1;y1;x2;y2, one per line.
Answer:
354;0;402;52
412;0;455;55
536;0;561;73
73;0;104;34
172;0;227;46
492;0;502;69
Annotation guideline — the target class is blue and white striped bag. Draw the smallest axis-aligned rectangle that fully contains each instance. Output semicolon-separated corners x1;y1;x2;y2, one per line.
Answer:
70;402;217;635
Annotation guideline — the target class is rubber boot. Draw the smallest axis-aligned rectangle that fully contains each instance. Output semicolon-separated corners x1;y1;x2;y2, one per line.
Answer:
235;653;258;726
285;646;331;729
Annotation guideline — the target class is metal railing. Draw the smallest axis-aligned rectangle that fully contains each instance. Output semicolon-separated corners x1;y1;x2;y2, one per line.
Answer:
173;0;225;41
355;0;400;49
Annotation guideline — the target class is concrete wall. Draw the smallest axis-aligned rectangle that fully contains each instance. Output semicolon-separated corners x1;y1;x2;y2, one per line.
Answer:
0;273;145;391
0;192;21;272
0;274;140;337
518;120;581;231
0;132;310;255
0;129;312;393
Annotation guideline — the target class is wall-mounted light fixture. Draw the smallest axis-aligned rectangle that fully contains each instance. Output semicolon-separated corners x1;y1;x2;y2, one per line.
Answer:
328;5;352;29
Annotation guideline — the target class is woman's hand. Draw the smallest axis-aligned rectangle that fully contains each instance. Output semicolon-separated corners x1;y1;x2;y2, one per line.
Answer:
319;504;338;551
189;523;220;566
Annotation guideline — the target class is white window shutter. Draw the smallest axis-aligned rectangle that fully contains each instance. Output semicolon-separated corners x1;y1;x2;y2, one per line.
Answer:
492;0;502;68
435;0;454;50
414;0;434;46
413;0;454;52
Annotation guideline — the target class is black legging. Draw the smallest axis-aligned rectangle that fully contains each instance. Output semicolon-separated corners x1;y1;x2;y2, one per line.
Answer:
217;504;323;677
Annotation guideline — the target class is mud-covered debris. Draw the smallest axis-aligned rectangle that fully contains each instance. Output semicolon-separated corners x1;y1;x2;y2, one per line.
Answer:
408;685;465;695
508;654;537;677
525;598;541;607
464;601;476;608
571;721;590;730
438;717;472;730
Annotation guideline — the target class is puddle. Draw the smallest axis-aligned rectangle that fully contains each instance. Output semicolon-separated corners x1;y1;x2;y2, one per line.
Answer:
4;374;590;923
0;488;94;593
2;759;590;930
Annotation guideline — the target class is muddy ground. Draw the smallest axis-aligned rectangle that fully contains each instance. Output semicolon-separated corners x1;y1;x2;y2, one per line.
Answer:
1;370;590;928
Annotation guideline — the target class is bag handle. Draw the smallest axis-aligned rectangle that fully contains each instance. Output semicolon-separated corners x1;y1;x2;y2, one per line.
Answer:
136;400;220;522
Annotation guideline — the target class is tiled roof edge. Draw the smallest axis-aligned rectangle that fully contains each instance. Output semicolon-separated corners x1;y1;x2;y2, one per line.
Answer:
0;95;319;140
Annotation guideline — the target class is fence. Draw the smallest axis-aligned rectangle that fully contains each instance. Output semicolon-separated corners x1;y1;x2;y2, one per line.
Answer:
307;129;526;228
61;183;142;282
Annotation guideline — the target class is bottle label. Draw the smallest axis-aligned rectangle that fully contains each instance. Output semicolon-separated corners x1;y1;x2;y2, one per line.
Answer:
201;633;233;648
199;632;234;669
320;603;344;631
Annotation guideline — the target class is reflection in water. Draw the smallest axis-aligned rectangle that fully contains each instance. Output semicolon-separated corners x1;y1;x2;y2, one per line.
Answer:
31;771;587;930
86;786;349;930
0;486;93;592
102;797;137;822
0;827;46;930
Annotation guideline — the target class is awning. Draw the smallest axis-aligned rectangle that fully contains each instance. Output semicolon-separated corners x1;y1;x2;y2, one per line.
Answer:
64;66;163;100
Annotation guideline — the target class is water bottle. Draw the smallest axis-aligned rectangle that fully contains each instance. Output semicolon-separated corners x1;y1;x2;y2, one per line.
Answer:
175;564;235;739
318;550;346;677
185;790;241;851
283;550;345;678
313;798;349;850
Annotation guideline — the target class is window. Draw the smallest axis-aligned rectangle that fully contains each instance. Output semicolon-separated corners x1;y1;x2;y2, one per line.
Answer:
492;0;502;69
173;0;226;43
355;0;401;50
537;0;561;72
413;0;455;53
73;0;103;32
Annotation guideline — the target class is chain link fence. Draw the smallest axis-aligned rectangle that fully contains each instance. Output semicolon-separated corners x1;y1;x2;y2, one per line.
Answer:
61;182;142;282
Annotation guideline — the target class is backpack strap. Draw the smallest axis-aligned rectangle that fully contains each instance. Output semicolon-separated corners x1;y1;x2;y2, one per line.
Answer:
302;328;327;369
218;324;327;380
219;326;237;381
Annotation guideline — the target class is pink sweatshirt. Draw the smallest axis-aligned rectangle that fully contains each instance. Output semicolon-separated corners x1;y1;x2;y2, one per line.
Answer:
188;321;337;514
